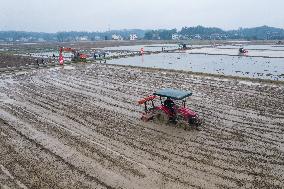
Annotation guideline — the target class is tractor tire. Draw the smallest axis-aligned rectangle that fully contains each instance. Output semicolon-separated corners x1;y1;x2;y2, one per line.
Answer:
176;115;188;130
153;110;169;125
188;117;202;130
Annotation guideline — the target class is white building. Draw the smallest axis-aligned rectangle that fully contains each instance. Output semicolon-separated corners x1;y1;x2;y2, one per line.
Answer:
130;34;138;41
194;34;201;39
76;36;88;41
19;37;29;42
112;34;123;40
172;33;180;40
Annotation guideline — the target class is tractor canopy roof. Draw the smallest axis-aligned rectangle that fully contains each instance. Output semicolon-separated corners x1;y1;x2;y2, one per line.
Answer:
153;88;192;100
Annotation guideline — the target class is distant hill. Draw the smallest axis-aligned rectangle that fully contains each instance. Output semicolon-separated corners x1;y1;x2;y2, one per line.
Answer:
0;26;284;42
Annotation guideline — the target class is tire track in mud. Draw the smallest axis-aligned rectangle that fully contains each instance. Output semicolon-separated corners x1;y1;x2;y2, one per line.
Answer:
0;118;111;189
0;88;149;175
0;103;245;188
2;71;284;162
2;83;209;187
1;97;207;188
2;75;284;143
0;107;151;189
47;66;284;146
0;92;237;188
84;66;284;122
53;69;284;128
0;63;283;188
1;100;282;188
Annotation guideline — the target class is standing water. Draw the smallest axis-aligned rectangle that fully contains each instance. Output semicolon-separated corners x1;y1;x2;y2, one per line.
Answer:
107;52;284;81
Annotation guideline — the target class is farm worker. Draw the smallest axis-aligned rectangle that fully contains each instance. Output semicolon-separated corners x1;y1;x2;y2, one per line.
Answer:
140;48;144;55
164;98;175;114
59;55;64;65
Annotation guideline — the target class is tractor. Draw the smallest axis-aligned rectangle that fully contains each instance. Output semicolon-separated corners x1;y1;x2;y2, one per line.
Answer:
239;47;248;54
138;88;202;130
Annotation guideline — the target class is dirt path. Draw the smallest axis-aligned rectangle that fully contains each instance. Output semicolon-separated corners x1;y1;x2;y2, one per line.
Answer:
0;63;283;189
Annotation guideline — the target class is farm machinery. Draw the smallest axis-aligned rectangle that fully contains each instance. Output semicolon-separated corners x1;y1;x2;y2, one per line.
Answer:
138;88;202;130
59;47;88;64
239;47;248;54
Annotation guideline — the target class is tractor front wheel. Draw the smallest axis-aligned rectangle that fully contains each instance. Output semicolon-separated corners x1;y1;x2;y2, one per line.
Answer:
188;117;202;130
153;110;169;125
176;115;187;130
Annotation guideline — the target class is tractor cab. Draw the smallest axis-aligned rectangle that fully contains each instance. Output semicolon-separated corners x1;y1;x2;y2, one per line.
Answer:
154;88;194;116
138;88;202;129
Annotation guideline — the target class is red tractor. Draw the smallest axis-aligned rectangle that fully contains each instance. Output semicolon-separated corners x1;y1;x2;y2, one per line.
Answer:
138;88;202;130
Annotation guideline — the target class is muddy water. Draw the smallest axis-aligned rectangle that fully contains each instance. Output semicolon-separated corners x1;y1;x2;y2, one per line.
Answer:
107;53;284;81
102;44;179;52
0;63;283;188
218;45;284;51
189;47;284;58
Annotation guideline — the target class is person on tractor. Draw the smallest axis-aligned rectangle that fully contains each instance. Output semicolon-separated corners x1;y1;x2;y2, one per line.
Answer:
139;88;202;129
164;97;175;114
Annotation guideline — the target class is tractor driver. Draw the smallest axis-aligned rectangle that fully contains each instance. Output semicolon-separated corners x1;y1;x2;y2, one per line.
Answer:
164;97;175;114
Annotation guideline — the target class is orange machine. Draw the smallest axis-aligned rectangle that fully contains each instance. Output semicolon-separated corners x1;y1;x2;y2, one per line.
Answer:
59;47;88;64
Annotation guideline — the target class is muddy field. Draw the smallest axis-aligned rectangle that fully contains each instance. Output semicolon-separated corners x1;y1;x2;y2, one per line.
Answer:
0;53;41;68
0;63;283;189
0;40;178;54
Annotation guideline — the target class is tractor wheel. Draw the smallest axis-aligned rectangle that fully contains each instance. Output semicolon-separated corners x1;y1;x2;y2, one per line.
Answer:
189;117;202;130
153;110;169;125
195;117;203;126
176;115;188;130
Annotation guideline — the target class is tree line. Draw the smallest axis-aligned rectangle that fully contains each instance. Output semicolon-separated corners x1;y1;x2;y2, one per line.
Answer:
145;26;284;40
1;26;284;42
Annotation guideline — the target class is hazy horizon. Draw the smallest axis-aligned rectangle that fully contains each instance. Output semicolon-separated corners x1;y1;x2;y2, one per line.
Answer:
0;25;283;34
1;0;283;33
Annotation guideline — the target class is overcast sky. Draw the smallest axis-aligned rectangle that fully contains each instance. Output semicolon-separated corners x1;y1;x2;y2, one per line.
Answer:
1;0;283;32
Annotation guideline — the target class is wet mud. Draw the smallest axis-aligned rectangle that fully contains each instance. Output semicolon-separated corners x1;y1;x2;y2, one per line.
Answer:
0;53;41;68
0;63;283;188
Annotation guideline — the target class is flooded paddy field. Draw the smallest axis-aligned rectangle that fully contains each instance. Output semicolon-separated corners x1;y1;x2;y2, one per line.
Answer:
0;63;283;188
107;52;284;81
190;46;284;58
12;43;283;82
1;42;284;81
218;44;284;51
102;43;179;52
